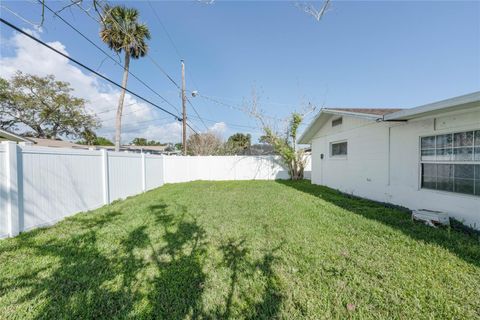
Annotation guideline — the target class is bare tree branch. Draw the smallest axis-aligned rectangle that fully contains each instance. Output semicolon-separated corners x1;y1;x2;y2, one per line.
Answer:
55;0;82;14
243;87;315;180
197;0;215;5
295;0;331;22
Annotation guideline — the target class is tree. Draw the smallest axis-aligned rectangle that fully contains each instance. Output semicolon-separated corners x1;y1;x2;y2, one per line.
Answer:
131;137;148;146
186;132;223;156
131;137;163;146
247;90;313;180
93;136;115;146
0;72;99;139
77;134;114;146
100;5;151;151
225;133;251;154
260;113;308;180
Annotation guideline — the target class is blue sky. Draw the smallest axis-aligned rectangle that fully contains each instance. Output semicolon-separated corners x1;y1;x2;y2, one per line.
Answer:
1;1;479;143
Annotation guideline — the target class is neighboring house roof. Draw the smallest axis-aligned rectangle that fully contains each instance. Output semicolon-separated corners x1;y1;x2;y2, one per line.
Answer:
299;91;480;144
122;145;168;152
29;138;169;154
97;145;169;153
0;129;34;143
29;138;89;149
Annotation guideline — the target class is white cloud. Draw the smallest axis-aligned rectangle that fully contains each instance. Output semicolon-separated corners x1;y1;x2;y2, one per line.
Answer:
131;121;183;144
208;121;227;136
0;29;183;143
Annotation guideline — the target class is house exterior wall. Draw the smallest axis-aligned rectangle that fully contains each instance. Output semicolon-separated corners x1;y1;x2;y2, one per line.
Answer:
311;115;391;202
310;108;480;229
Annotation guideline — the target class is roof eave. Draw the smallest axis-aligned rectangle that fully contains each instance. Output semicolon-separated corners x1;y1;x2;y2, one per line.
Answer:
0;129;33;143
385;91;480;120
298;109;381;144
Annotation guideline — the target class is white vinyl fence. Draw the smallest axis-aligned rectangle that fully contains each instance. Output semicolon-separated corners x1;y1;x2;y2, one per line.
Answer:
0;141;310;238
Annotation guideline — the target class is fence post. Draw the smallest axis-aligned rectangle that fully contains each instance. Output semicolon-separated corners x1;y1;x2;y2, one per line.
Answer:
4;141;20;237
161;155;166;185
101;149;110;205
141;153;146;192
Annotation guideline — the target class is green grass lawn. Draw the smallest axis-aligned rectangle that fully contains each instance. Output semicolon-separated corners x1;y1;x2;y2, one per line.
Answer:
0;180;479;319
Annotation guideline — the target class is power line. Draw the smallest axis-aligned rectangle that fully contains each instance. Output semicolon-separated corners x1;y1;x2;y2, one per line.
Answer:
147;1;182;59
0;4;41;27
146;56;181;90
194;92;284;121
101;108;159;122
193;92;310;127
0;18;200;135
147;1;208;126
86;1;183;114
100;116;173;131
71;2;202;134
95;102;138;115
187;115;259;130
42;4;280;135
40;1;182;116
186;97;209;131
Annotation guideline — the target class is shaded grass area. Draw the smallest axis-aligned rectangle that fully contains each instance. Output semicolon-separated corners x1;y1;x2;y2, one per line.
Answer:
0;180;479;319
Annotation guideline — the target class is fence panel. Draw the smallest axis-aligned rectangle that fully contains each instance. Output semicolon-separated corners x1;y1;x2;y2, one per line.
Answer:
145;155;164;191
20;146;104;231
108;152;143;202
161;155;291;182
0;143;308;238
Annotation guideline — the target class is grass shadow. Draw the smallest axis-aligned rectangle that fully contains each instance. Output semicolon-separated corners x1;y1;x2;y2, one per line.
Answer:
208;238;284;320
147;202;207;319
0;210;148;318
277;180;480;268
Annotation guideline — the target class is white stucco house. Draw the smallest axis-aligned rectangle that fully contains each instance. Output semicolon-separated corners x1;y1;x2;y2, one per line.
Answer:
299;92;480;229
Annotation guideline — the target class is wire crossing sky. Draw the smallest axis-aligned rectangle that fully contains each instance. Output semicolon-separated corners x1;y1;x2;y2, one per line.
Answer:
0;1;478;143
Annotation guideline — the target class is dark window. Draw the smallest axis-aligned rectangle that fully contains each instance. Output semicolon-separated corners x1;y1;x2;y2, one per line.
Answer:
421;130;479;162
420;130;479;196
437;164;453;192
476;165;480;196
421;164;477;196
332;117;343;127
331;141;347;156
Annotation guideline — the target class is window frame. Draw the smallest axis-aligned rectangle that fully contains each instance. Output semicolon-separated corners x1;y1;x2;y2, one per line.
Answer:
330;140;348;159
418;129;480;197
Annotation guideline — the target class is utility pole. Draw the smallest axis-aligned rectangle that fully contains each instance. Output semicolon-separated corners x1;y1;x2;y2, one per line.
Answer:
181;60;187;156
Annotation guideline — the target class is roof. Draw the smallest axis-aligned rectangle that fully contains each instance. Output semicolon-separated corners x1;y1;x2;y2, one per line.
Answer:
29;138;169;154
0;129;34;143
298;91;480;144
298;107;402;144
29;138;89;149
384;91;480;120
327;108;403;116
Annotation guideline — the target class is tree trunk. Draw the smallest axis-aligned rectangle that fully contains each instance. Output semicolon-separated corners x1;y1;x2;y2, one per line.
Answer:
115;52;130;152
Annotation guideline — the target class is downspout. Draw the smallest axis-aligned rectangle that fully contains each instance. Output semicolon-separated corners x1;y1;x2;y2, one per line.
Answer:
380;115;408;187
377;116;391;186
387;126;391;186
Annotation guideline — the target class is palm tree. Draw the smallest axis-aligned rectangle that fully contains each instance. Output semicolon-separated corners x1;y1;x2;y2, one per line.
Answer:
100;5;151;151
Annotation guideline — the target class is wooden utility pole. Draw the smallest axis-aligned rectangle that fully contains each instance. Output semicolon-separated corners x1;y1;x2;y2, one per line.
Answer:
181;60;187;155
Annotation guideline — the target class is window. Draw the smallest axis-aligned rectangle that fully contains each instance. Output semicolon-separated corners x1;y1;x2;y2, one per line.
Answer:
332;117;343;127
331;141;347;157
420;130;480;196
